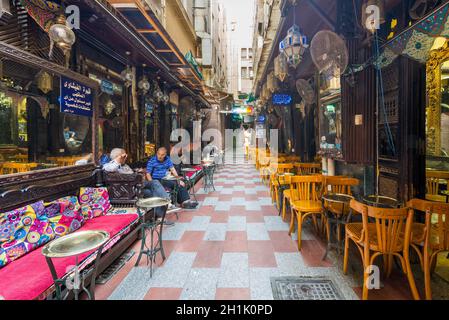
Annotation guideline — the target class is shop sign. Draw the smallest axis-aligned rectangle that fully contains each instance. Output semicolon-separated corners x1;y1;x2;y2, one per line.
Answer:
272;94;292;105
60;76;93;117
101;79;114;95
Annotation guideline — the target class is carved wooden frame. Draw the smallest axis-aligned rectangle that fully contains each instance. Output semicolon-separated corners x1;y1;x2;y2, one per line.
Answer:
426;41;449;156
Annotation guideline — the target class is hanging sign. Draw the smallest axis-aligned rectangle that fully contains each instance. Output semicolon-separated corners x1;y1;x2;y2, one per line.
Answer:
101;80;114;95
60;76;93;117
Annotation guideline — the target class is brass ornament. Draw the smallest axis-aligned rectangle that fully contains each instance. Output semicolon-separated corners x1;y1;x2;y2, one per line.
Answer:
37;71;53;94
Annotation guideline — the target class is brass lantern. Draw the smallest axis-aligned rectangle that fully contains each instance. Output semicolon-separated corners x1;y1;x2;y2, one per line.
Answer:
274;54;288;82
37;71;53;94
48;14;76;66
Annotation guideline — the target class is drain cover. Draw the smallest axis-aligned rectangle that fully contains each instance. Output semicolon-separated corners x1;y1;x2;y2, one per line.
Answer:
96;250;135;284
271;277;344;300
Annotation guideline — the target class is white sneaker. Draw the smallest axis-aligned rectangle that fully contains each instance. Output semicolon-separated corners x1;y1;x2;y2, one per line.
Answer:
168;204;177;210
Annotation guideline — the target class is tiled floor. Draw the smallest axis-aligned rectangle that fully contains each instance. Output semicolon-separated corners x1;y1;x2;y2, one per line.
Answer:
94;151;449;300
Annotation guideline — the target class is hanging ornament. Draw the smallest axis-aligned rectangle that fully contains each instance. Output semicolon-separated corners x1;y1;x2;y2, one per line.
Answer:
274;54;288;82
48;13;76;66
138;74;151;94
120;66;133;87
153;82;163;102
282;24;308;68
162;93;170;105
37;71;53;94
104;97;116;115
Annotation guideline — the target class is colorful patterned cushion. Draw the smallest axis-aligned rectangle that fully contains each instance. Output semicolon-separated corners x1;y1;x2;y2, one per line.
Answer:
79;188;111;218
48;197;85;238
80;204;94;220
0;201;54;268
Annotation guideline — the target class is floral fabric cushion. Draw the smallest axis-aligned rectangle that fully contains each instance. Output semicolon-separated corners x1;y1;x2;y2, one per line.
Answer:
0;201;53;268
79;187;111;218
48;197;85;237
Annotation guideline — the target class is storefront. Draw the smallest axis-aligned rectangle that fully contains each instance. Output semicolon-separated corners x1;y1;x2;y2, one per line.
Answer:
0;43;98;176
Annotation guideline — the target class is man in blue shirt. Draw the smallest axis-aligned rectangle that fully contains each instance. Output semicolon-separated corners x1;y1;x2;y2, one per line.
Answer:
147;147;198;209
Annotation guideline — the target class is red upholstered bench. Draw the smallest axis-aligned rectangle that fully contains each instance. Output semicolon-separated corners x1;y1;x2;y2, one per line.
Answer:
0;214;138;300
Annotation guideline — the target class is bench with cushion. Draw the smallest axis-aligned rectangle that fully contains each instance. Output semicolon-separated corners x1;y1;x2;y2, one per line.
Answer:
0;164;142;300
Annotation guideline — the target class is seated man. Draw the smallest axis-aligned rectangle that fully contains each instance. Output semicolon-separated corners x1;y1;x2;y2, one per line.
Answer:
103;148;175;224
147;147;198;209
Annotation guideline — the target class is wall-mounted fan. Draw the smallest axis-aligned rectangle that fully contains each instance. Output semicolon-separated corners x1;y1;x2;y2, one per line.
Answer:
295;79;315;105
310;30;349;79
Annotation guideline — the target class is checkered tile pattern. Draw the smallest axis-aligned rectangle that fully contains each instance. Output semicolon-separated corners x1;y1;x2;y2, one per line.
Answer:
92;152;438;300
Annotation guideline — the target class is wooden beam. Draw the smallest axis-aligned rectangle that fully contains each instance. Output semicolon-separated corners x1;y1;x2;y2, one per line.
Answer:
304;0;335;31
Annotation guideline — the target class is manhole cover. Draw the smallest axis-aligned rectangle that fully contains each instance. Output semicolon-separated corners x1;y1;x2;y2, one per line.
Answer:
271;277;345;300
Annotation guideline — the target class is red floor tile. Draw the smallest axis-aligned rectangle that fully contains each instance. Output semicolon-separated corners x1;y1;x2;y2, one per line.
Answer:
144;288;183;300
224;231;248;252
246;213;265;223
261;206;279;216
247;241;277;267
175;212;195;223
215;288;251;300
269;231;298;253
229;206;247;216
210;213;229;223
217;194;234;201
175;231;206;252
193;241;224;268
196;206;215;215
300;240;333;267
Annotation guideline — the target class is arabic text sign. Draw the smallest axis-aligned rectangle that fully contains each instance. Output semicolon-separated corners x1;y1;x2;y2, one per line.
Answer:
60;76;93;117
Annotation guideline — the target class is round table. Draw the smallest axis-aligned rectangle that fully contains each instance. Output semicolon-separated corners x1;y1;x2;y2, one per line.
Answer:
362;195;402;208
321;193;354;261
202;163;216;193
135;197;171;277
42;230;110;300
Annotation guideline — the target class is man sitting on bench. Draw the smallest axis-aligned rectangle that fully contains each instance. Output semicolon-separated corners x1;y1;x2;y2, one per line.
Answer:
103;148;177;225
146;147;199;209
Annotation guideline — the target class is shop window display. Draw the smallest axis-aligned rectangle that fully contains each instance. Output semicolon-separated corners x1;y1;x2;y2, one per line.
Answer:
0;59;93;175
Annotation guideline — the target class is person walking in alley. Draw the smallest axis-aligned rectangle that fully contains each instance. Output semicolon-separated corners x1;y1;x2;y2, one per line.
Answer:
146;147;199;209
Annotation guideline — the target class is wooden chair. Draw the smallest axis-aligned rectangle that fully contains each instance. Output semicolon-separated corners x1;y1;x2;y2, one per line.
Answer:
425;171;449;203
269;164;294;206
1;162;38;174
294;163;322;175
407;199;449;300
343;199;420;300
288;175;325;250
322;176;360;241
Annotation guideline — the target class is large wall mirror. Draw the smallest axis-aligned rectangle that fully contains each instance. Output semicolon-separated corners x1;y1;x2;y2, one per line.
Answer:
425;41;449;202
0;58;94;176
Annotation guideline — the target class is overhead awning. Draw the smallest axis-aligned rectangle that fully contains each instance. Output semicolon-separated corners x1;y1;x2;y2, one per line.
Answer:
375;2;449;68
107;0;204;93
203;85;233;107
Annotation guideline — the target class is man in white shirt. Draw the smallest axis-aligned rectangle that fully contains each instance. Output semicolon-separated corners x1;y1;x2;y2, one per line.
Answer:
103;148;177;225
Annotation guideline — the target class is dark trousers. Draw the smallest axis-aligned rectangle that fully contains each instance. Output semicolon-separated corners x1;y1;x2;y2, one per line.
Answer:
159;179;190;204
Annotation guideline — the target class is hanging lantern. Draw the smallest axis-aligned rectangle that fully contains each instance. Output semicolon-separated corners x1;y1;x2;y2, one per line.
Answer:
104;97;116;115
138;74;151;94
120;66;133;87
162;93;170;105
48;14;76;66
37;71;53;94
362;0;385;33
153;82;163;102
274;54;288;82
281;24;308;68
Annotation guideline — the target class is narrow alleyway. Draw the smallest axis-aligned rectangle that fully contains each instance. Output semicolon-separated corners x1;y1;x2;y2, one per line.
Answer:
87;150;449;301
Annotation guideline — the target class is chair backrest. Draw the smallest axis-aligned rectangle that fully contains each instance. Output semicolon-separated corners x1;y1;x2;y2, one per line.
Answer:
324;176;360;195
408;199;449;251
365;202;413;253
294;163;322;175
426;171;449;196
290;175;324;202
